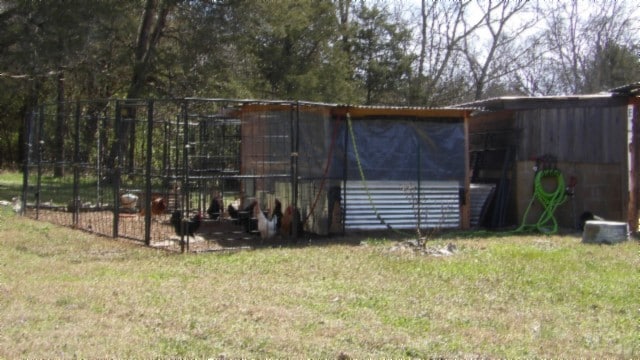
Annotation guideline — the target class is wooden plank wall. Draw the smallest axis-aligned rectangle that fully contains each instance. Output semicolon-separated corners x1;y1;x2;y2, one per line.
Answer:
515;106;627;163
513;104;629;228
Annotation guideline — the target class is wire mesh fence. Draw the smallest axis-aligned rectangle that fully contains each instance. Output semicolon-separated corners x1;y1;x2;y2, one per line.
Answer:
22;99;343;252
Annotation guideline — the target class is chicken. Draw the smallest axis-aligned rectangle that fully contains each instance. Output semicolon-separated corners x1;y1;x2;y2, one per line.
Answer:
578;211;604;231
140;195;167;221
170;210;202;237
280;205;303;237
227;203;239;221
227;198;247;221
271;199;283;230
235;200;257;232
11;196;22;214
255;201;278;239
151;196;167;218
329;199;343;233
207;194;223;220
280;205;294;237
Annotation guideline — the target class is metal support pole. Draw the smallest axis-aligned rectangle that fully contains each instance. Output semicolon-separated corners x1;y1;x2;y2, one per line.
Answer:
292;102;300;239
36;105;45;219
21;107;35;217
96;106;102;207
417;141;421;231
72;102;81;227
144;100;154;245
182;100;190;252
162;111;169;188
113;101;122;238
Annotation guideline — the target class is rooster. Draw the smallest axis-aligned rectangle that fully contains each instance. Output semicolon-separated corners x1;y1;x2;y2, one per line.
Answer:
170;210;202;237
254;201;278;239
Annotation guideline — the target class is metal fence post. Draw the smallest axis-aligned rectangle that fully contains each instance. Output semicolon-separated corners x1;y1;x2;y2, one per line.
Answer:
113;100;122;238
35;105;45;219
72;101;81;227
144;100;154;245
292;101;300;239
182;100;190;252
21;107;35;217
417;141;421;231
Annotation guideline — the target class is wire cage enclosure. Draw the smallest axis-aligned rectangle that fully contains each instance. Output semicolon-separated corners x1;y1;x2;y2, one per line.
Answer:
22;99;340;251
21;98;470;251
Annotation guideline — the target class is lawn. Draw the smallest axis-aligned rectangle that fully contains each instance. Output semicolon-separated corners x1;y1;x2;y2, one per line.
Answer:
0;204;639;358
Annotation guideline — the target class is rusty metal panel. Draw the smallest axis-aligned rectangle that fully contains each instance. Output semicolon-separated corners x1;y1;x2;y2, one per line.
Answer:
344;181;460;230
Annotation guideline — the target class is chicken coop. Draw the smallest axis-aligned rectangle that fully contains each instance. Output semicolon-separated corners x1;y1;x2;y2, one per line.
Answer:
20;98;472;252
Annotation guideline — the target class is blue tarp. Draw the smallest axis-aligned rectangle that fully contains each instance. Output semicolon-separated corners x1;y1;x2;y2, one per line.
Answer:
330;118;465;183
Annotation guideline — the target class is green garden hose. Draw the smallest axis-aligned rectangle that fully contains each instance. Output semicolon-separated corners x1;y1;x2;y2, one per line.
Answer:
516;168;568;234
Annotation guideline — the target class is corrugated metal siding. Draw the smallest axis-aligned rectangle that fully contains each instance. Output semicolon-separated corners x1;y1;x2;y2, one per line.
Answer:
344;181;460;230
470;183;496;227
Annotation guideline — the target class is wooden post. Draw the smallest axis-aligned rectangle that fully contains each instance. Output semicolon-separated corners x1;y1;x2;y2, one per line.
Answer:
627;102;639;233
461;111;471;230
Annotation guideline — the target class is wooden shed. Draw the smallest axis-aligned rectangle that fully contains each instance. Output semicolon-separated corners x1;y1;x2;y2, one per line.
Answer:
458;84;640;232
238;102;471;235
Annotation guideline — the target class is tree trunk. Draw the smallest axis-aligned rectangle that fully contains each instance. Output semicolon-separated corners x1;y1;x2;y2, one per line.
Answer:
114;0;172;174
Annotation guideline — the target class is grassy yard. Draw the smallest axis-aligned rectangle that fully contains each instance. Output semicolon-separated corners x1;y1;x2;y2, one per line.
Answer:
0;205;639;358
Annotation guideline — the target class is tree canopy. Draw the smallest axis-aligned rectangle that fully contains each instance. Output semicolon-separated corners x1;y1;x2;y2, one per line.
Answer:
0;0;639;166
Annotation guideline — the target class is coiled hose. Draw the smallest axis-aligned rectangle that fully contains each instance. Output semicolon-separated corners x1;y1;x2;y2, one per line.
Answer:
516;168;568;234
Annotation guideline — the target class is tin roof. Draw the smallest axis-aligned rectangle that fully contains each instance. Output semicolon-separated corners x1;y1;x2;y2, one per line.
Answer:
452;82;640;111
609;82;640;95
451;92;629;111
232;100;470;118
332;104;469;118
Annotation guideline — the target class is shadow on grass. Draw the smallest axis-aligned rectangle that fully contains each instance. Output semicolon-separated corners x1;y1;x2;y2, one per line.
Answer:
0;181;22;202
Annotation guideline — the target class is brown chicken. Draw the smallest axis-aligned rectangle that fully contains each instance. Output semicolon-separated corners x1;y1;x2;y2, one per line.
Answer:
280;205;294;237
151;196;167;217
140;195;167;221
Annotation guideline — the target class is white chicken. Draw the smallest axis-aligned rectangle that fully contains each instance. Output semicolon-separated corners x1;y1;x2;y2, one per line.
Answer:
11;196;22;214
254;201;278;239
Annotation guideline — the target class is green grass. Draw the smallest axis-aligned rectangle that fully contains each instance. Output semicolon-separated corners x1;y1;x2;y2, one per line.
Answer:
0;205;639;358
0;170;105;205
0;170;172;207
0;170;23;201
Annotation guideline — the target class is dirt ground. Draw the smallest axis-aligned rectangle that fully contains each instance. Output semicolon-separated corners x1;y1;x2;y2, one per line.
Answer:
23;207;363;253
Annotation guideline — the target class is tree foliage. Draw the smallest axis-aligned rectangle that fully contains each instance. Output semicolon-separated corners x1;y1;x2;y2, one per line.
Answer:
0;0;638;166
